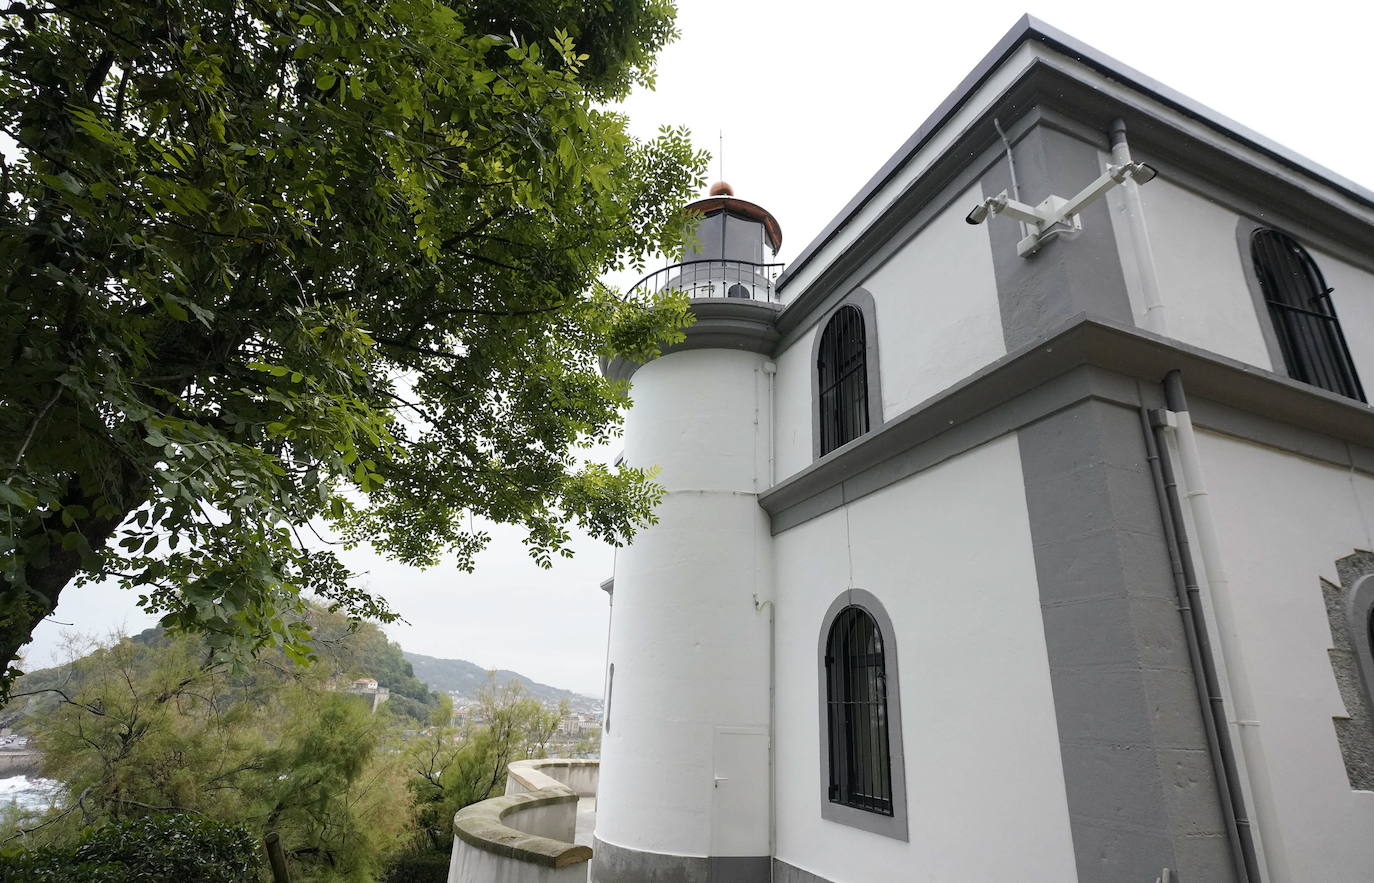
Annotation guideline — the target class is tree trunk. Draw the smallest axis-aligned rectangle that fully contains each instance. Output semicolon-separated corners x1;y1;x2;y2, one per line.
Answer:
0;469;147;694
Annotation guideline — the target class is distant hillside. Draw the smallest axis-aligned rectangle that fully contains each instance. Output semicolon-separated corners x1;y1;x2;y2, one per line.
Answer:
403;651;599;712
3;610;444;732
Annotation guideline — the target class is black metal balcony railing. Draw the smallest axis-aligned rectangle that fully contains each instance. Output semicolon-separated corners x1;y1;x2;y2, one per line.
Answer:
627;259;785;303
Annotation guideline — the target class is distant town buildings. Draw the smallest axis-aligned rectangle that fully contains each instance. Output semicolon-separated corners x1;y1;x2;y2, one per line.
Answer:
446;690;603;758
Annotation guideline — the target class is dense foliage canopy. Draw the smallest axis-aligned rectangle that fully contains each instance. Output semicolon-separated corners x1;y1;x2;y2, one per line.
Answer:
0;0;706;695
0;814;260;882
2;611;569;880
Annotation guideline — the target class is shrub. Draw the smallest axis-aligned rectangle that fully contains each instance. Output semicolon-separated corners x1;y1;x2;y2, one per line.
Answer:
377;848;451;883
0;814;259;882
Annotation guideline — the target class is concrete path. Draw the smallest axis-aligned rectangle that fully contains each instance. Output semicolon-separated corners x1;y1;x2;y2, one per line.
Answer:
574;797;596;847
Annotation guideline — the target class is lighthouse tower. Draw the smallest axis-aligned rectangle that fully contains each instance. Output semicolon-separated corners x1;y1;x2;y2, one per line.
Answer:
593;183;782;882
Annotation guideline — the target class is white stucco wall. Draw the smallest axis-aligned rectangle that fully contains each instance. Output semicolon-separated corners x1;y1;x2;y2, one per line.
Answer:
865;185;1004;419
773;325;816;481
771;434;1078;882
1117;173;1374;395
597;347;773;858
1196;430;1374;882
770;186;1004;484
1126;177;1273;369
502;801;577;843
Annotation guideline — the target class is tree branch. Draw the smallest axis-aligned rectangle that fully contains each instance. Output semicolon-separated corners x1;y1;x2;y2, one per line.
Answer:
8;687;106;716
7;382;62;478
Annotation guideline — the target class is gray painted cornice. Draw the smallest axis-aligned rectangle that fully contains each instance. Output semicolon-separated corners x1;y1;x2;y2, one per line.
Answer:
606;302;1374;524
759;315;1374;532
602;298;783;383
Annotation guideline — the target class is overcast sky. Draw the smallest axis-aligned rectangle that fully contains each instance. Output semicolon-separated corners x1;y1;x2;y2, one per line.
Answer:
26;1;1373;695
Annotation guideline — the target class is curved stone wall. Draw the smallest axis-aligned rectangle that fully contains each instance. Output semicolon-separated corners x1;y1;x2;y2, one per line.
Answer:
506;758;599;798
448;759;597;883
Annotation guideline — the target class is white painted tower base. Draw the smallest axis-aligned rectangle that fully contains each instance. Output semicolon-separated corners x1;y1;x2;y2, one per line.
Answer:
594;346;774;878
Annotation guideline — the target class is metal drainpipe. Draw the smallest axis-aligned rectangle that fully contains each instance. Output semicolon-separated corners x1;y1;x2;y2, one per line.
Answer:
993;118;1028;242
1141;406;1259;882
754;594;776;878
764;361;777;487
1161;370;1270;881
1110;120;1168;335
756;360;778;877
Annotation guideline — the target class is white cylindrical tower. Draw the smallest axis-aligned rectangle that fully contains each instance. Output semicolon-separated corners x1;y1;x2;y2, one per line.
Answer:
593;184;783;882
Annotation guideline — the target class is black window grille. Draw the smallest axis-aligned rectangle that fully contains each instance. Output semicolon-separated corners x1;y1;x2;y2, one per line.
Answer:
824;606;893;815
1367;607;1374;672
1251;229;1365;402
818;306;870;455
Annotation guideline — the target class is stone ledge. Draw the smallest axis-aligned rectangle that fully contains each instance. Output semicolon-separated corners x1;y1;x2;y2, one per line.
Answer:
507;758;599;795
602;298;783;383
452;787;591;869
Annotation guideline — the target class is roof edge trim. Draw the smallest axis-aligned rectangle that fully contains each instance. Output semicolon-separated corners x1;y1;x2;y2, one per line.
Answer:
778;15;1374;293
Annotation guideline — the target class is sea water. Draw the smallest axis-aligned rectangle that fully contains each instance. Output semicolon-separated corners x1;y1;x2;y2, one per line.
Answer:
0;775;60;812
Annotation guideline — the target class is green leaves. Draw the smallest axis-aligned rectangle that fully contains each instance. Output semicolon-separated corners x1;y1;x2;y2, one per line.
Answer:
7;610;438;875
0;0;705;698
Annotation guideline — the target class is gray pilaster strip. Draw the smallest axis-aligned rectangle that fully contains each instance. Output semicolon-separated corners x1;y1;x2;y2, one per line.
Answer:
981;121;1241;880
771;859;835;883
1017;399;1235;882
982;125;1135;351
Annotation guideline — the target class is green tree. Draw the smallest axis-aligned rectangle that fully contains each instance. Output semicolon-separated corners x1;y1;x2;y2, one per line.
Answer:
0;0;706;695
263;690;413;881
406;679;562;852
9;628;416;880
572;726;602;759
0;814;261;882
298;604;441;722
4;625;583;878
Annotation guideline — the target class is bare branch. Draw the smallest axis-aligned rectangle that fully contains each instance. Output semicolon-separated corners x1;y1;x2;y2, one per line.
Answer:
9;686;106;716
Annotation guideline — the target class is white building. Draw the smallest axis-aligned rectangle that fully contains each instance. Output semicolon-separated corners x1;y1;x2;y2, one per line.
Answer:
590;15;1374;883
341;676;390;713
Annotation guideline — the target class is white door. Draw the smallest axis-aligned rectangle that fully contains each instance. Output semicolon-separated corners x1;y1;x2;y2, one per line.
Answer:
710;727;770;857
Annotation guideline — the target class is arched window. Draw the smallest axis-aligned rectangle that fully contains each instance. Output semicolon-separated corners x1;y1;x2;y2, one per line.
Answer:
818;589;906;839
825;606;892;814
817;305;870;455
1251;229;1365;401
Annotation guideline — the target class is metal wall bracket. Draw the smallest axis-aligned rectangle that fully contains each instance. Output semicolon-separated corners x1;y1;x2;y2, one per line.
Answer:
966;161;1157;258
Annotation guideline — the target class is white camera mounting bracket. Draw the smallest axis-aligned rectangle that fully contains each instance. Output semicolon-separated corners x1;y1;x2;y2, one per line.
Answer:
966;161;1157;258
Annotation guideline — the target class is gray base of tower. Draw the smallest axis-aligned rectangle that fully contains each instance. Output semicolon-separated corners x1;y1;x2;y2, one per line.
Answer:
589;837;769;883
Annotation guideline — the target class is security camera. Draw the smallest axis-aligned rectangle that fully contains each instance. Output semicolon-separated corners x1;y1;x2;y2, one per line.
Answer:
966;193;1008;225
1108;161;1159;186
